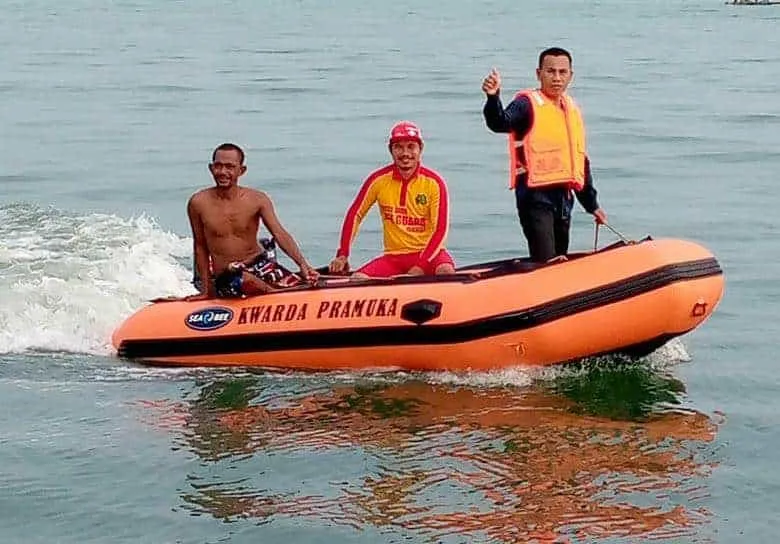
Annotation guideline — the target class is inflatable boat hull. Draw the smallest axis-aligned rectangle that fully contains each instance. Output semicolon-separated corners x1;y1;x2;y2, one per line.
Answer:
112;238;725;371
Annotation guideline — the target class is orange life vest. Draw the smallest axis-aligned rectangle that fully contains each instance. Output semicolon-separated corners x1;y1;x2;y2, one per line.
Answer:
507;89;587;191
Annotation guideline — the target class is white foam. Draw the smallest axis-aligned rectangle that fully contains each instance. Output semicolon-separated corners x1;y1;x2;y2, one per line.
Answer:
647;336;691;365
419;337;691;388
0;203;196;356
424;367;536;388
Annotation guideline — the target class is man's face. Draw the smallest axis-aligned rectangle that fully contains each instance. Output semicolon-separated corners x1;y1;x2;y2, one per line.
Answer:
536;54;573;99
209;149;246;188
390;140;422;171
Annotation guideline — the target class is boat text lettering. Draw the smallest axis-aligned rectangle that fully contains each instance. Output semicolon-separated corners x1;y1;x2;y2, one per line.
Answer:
237;297;399;325
316;297;398;319
238;303;309;324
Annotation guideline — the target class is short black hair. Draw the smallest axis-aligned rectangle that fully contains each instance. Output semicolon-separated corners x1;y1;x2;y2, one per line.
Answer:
538;47;572;69
212;143;245;164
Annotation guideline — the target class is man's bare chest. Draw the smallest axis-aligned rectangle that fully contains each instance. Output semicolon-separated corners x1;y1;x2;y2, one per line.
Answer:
202;204;259;236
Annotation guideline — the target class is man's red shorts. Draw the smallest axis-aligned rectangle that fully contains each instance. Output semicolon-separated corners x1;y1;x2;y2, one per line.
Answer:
356;250;455;278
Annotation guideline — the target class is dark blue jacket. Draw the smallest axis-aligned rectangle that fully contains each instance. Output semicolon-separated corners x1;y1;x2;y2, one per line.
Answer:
483;93;601;219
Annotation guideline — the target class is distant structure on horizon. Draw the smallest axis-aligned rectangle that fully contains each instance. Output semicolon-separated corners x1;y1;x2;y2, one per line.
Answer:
725;0;780;5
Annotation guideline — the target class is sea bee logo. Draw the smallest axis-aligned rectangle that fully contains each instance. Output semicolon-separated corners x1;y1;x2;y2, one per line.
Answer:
185;307;234;331
415;194;427;205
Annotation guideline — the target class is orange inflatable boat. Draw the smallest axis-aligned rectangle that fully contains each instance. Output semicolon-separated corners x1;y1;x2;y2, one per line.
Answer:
111;237;724;371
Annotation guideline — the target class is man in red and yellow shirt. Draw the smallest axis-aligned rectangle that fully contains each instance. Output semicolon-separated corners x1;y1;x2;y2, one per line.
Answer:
328;121;456;278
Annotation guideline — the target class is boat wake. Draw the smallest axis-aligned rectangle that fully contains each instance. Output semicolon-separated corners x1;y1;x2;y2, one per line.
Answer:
0;202;195;356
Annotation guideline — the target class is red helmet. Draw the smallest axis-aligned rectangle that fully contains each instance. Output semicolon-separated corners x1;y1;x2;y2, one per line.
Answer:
389;121;423;145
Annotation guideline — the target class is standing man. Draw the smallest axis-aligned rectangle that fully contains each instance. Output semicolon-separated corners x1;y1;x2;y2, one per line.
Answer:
187;142;318;300
482;47;608;263
328;121;456;278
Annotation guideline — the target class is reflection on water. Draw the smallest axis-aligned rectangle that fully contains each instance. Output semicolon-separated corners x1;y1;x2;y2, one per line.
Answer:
548;362;688;421
139;363;722;543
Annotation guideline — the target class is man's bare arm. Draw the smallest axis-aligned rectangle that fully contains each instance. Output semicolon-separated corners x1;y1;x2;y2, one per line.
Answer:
257;193;311;269
187;195;214;297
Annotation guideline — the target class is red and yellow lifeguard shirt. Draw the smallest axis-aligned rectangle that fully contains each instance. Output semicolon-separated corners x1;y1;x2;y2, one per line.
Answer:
336;164;450;264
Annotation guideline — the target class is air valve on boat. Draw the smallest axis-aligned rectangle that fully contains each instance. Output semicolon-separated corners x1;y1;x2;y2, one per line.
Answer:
401;299;443;325
691;298;708;317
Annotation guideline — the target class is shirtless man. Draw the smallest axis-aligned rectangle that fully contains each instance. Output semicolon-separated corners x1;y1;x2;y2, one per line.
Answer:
186;143;319;300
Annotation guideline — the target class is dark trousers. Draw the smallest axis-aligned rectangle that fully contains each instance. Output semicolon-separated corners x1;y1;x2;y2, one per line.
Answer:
517;204;571;263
